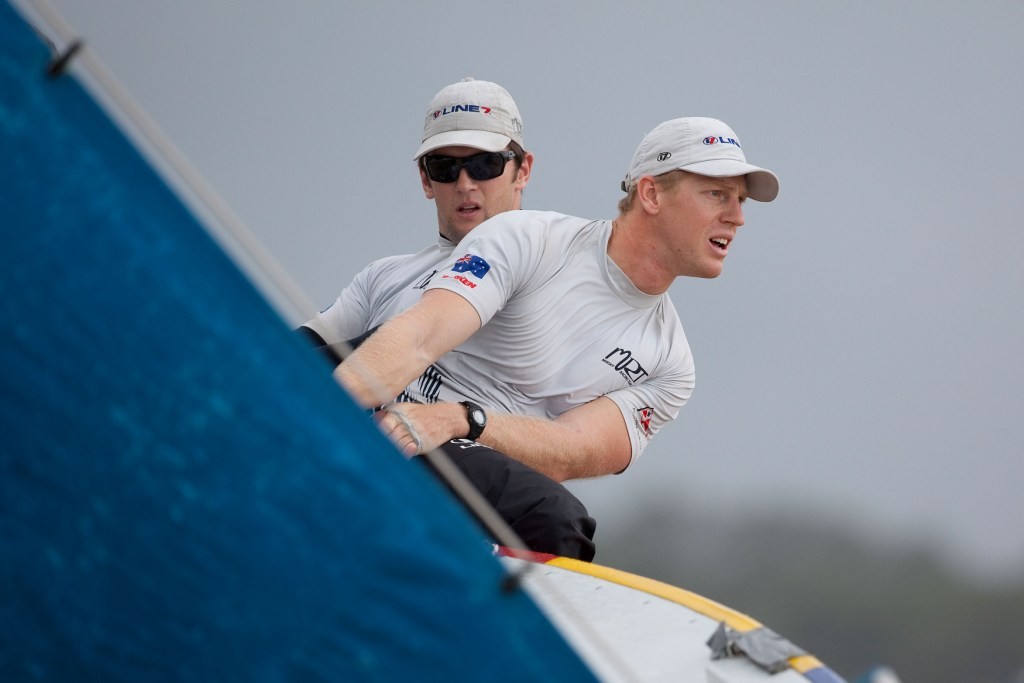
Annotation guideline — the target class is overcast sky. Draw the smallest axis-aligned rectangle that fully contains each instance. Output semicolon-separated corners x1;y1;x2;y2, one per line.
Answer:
27;0;1024;585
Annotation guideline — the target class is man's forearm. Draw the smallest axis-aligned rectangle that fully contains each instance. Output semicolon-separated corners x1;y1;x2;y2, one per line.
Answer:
333;314;433;408
332;290;483;409
374;397;634;481
479;399;632;482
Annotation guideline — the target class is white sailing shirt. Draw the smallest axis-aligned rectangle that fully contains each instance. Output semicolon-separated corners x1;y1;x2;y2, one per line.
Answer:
411;210;695;466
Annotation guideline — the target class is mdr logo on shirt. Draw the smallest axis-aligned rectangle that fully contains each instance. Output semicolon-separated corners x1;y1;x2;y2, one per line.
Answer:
442;254;491;289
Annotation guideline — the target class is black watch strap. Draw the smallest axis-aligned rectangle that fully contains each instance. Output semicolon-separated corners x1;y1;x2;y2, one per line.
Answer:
459;401;487;441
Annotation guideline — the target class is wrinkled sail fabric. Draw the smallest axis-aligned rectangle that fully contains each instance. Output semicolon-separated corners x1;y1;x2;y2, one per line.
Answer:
0;3;596;680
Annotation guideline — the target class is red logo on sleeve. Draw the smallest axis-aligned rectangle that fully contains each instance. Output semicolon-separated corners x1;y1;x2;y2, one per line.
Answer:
440;273;477;288
636;407;653;437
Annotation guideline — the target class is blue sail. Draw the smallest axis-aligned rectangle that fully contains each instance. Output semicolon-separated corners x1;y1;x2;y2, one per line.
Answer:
0;3;595;680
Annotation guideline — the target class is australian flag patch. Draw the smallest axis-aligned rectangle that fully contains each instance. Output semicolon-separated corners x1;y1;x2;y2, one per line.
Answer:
452;253;491;279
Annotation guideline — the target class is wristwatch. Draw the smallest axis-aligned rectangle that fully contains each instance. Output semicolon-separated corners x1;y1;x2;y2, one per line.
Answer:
459;401;487;441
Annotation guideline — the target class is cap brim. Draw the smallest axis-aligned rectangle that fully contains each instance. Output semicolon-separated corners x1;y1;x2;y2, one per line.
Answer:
413;130;512;160
682;159;780;202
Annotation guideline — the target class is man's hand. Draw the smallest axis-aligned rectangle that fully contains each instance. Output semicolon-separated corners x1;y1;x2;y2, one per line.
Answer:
375;402;467;457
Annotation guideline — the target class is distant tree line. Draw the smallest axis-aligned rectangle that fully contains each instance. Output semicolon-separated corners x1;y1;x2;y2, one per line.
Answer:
596;501;1024;682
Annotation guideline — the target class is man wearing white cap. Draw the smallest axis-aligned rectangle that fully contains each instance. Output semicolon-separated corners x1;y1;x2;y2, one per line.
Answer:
299;78;598;561
301;77;532;347
336;117;779;486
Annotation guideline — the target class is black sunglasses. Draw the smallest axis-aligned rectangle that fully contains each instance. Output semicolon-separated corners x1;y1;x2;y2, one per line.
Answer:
423;150;517;183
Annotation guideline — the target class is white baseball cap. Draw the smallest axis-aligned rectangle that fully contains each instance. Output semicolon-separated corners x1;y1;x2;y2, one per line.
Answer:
413;77;524;160
622;117;779;202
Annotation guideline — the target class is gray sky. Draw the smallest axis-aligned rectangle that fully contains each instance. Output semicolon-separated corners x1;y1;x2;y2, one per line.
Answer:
34;0;1024;585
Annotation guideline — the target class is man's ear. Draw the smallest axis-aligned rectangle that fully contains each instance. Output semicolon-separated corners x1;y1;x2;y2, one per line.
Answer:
636;176;661;215
514;151;535;191
419;165;435;199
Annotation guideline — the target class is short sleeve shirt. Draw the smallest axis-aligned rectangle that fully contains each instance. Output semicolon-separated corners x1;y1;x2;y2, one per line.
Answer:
405;211;696;465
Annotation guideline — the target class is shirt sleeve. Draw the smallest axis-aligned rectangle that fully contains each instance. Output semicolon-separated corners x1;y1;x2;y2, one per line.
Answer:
303;265;377;345
605;325;696;467
424;213;547;327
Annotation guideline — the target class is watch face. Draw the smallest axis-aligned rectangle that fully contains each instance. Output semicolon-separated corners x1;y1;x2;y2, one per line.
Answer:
471;409;486;425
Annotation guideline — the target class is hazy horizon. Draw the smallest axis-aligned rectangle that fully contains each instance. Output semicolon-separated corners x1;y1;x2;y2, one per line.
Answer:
24;0;1024;587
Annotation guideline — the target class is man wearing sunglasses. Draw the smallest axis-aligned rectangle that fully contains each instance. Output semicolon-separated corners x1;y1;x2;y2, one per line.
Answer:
335;116;779;505
299;78;598;561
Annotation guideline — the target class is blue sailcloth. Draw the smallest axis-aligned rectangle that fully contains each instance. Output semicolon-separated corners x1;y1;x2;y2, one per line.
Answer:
0;3;595;680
